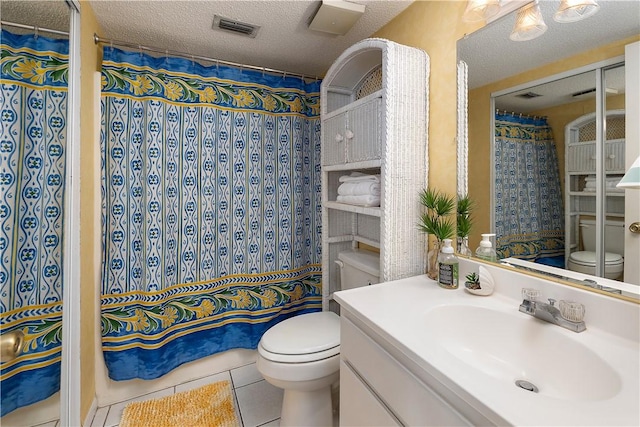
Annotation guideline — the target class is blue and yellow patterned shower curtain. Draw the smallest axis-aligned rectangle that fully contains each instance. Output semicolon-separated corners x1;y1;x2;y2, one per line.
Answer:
494;113;564;263
0;30;68;415
101;47;322;380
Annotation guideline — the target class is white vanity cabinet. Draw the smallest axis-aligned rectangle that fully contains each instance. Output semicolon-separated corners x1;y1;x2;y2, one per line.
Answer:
321;38;429;311
340;315;470;426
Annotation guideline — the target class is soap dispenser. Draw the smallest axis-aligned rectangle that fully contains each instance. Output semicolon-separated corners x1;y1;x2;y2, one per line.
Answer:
438;239;459;289
476;233;497;262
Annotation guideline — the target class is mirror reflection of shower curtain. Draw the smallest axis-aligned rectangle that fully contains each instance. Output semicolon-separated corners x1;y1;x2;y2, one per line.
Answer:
0;30;68;416
494;113;564;265
100;47;322;381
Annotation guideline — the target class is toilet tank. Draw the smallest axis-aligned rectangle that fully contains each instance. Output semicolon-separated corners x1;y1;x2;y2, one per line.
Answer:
579;219;625;255
336;249;380;291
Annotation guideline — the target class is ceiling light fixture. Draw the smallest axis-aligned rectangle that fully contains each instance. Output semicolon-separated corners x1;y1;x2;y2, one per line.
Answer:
462;0;600;42
462;0;501;23
554;0;600;23
509;0;547;42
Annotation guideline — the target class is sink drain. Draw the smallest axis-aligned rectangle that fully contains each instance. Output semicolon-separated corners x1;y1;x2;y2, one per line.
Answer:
515;380;539;393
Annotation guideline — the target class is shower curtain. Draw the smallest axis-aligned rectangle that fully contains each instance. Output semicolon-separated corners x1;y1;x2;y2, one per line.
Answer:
0;30;68;415
101;47;322;380
494;113;564;264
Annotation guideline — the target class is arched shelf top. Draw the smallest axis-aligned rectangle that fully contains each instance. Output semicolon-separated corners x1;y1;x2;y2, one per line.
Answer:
321;38;429;115
323;45;383;90
566;109;625;129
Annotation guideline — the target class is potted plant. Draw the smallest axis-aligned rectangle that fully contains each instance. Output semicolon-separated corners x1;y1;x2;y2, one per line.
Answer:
456;194;474;256
464;272;481;290
418;188;455;280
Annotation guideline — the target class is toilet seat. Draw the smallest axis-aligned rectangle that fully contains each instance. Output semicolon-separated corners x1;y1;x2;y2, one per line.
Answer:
259;312;340;363
569;251;623;267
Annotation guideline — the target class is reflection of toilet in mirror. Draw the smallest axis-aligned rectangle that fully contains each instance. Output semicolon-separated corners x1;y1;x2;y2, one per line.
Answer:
567;219;624;280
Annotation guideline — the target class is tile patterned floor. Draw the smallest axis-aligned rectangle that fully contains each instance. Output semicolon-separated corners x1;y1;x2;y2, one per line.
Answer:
81;362;284;427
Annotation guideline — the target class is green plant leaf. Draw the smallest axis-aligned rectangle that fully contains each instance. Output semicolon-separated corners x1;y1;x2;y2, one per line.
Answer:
457;214;473;238
457;194;474;216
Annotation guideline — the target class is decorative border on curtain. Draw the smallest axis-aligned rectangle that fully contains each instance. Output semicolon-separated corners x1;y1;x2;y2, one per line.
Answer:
101;47;322;380
0;30;68;416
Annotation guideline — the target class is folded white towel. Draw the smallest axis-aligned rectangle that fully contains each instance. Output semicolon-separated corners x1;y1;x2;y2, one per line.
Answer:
338;172;381;183
337;181;381;196
584;179;621;189
336;194;381;207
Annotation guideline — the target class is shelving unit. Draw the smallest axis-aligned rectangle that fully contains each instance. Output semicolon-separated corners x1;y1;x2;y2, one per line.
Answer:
321;38;430;311
565;110;626;256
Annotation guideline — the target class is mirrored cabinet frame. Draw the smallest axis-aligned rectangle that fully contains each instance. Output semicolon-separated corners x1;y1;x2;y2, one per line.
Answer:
456;16;639;302
1;0;82;424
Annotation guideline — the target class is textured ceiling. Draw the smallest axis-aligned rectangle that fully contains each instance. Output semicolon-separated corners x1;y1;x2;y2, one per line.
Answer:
495;65;626;113
459;0;640;89
1;1;69;35
87;0;413;78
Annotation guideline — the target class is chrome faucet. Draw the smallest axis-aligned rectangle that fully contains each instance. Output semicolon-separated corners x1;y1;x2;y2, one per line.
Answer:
519;291;586;333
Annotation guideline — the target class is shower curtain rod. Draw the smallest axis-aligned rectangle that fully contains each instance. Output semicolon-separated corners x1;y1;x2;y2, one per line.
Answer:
496;109;546;120
94;34;320;82
1;21;69;37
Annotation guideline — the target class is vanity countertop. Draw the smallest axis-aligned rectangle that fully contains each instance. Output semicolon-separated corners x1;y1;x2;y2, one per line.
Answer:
334;272;640;426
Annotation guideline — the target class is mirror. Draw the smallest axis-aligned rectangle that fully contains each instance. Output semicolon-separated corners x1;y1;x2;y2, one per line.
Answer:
1;1;80;425
457;0;640;301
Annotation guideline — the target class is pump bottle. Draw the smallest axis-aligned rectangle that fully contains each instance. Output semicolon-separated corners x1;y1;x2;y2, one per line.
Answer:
438;239;459;289
476;234;497;262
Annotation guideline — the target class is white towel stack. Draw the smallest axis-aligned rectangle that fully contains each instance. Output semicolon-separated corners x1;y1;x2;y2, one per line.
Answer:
583;176;622;192
336;172;381;207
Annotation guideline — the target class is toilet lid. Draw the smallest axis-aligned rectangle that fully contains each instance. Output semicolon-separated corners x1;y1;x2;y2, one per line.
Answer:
260;311;340;356
570;251;623;265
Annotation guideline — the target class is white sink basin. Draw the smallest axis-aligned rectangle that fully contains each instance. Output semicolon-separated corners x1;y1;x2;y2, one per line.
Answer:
423;305;622;401
334;269;640;426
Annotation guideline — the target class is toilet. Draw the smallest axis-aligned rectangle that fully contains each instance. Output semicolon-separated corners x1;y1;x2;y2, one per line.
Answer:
256;249;380;427
567;219;624;280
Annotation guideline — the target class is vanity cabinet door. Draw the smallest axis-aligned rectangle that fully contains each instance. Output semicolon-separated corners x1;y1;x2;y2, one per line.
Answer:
341;317;471;426
340;360;400;427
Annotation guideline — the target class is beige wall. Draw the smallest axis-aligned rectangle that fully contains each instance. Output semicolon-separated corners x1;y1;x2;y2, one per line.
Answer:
374;1;482;197
468;35;639;250
80;0;103;421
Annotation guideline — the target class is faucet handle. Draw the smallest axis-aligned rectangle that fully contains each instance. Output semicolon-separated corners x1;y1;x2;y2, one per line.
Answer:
522;288;540;301
559;300;586;322
548;298;556;306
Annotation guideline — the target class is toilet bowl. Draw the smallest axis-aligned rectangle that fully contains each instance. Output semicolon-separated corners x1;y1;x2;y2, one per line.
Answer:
567;219;624;280
257;311;340;427
256;249;380;426
567;251;624;280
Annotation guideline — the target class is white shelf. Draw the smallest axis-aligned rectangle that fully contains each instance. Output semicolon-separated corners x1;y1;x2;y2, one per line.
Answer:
323;160;382;172
569;191;625;197
568;171;626;175
325;201;382;217
568;138;625;146
568;211;625;218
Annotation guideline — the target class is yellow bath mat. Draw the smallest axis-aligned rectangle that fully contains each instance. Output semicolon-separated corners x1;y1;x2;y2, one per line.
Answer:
120;380;240;427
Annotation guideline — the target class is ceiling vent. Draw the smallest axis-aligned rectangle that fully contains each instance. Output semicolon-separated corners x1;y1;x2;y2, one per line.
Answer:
212;15;260;38
515;91;542;99
572;87;619;98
